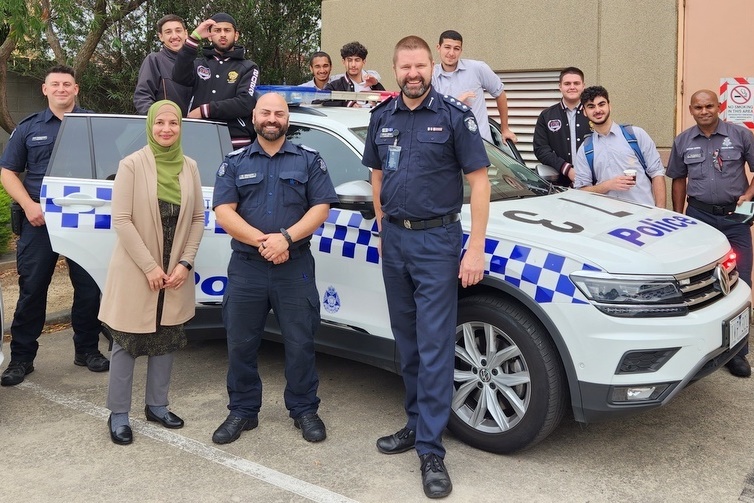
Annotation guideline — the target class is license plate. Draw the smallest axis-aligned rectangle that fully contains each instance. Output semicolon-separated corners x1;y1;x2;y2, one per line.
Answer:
725;306;750;349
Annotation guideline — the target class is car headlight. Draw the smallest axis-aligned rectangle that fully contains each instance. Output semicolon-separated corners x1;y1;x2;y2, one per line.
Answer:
570;271;687;317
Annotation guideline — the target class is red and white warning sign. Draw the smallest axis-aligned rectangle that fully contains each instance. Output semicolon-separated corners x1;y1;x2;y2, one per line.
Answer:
720;77;754;128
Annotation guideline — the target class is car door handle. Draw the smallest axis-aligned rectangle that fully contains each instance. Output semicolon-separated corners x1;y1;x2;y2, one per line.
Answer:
51;193;108;209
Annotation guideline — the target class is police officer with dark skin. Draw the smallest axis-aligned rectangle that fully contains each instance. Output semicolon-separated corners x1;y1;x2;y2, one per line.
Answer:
0;65;108;386
211;92;338;445
362;35;490;499
667;89;754;378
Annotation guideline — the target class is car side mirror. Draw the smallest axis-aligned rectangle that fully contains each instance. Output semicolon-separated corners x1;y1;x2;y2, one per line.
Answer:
334;180;375;220
534;164;561;184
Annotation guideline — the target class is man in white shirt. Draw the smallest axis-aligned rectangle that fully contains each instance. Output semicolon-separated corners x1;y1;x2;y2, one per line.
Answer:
432;30;516;143
573;86;666;207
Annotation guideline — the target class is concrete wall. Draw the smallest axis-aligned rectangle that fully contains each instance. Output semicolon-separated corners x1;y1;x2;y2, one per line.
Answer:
0;72;46;155
322;0;678;148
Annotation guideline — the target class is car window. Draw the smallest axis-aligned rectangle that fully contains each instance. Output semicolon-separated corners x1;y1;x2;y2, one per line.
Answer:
287;125;369;186
479;143;553;201
48;116;93;178
91;117;145;180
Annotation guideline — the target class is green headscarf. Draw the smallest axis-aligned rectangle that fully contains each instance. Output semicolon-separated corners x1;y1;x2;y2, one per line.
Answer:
147;100;183;205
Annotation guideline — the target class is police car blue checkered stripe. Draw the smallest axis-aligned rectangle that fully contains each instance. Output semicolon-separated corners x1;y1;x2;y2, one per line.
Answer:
43;184;595;304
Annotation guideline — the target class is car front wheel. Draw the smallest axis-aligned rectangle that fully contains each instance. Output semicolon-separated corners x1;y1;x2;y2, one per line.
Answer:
449;294;567;453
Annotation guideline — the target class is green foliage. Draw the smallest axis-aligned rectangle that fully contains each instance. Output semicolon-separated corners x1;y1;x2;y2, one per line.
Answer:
6;0;322;113
0;187;12;255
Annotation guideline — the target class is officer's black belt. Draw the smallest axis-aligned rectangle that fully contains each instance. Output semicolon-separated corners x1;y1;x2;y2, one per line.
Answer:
687;197;736;216
386;213;460;230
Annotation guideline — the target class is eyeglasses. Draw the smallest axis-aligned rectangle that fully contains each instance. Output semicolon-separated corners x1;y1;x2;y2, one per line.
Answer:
712;149;723;172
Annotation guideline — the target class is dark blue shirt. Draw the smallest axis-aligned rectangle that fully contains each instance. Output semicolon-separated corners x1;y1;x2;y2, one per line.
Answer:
212;139;339;254
0;106;88;200
361;87;489;220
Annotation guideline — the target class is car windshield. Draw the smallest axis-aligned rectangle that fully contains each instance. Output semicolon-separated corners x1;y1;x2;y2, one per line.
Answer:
350;126;554;202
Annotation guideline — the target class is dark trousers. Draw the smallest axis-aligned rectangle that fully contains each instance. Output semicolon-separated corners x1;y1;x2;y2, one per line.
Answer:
687;205;752;355
380;218;462;458
10;220;102;362
222;250;321;419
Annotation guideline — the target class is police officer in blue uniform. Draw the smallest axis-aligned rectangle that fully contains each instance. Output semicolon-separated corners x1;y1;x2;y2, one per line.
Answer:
212;92;338;444
362;36;490;499
0;65;107;387
668;89;754;378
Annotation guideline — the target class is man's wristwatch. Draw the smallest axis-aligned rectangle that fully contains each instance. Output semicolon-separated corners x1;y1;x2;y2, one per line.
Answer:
280;228;293;247
178;260;192;271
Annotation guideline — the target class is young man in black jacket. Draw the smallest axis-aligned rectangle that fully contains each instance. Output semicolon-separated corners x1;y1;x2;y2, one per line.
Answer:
133;14;193;116
172;13;260;148
323;41;384;107
533;67;591;186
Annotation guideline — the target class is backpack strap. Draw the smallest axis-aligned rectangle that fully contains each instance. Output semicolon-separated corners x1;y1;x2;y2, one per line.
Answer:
619;124;648;174
583;133;596;185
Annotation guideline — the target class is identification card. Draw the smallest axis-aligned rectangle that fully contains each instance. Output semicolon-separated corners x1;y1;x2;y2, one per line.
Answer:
387;145;401;171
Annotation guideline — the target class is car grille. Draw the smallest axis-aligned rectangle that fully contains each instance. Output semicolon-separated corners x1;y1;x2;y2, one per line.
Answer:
676;260;739;311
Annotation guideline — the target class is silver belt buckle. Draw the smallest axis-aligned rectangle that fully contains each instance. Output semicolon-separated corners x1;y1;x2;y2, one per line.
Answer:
403;219;412;229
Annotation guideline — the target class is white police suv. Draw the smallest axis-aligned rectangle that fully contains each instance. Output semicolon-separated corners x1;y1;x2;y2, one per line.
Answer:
41;106;751;454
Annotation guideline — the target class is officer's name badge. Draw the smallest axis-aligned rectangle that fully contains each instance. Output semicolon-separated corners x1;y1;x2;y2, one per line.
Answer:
427;127;443;132
380;128;397;138
238;173;257;180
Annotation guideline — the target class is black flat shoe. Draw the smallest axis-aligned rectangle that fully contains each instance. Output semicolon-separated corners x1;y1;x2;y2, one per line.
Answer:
108;415;133;445
726;355;751;377
145;405;184;429
420;453;452;498
293;413;326;442
212;414;258;444
376;427;415;454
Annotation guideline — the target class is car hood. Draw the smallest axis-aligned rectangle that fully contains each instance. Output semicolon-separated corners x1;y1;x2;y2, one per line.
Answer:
478;189;729;275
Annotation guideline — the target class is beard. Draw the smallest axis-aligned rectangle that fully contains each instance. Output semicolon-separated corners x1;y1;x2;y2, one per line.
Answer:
399;77;430;99
254;121;289;141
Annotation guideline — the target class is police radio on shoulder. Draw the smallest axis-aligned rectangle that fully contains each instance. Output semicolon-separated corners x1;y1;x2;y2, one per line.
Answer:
280;228;293;247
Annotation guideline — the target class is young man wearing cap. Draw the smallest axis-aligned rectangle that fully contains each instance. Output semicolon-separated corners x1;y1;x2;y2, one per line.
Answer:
172;13;260;148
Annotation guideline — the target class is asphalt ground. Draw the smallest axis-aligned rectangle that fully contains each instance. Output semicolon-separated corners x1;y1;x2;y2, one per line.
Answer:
2;327;754;503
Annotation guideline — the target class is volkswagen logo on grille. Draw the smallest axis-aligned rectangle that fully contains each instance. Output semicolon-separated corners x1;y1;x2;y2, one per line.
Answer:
713;264;731;296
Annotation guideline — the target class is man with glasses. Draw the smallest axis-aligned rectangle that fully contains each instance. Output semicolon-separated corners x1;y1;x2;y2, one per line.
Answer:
667;89;754;378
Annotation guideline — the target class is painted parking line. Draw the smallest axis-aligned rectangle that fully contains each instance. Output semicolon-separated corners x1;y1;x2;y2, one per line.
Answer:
20;381;359;503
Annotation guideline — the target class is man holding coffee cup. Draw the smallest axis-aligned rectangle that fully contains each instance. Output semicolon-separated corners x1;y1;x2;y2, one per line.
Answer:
573;86;666;207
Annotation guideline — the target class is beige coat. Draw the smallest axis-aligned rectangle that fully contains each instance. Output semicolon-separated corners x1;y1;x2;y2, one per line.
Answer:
99;146;205;333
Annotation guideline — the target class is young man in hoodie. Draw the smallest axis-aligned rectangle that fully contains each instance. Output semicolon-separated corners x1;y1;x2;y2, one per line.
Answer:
133;14;193;116
172;13;260;148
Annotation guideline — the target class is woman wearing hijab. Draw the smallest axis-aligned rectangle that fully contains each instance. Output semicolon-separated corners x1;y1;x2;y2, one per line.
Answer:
101;100;204;445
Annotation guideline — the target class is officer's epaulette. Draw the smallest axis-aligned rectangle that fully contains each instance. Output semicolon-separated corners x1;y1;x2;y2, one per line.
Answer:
442;95;471;113
226;146;247;157
370;96;394;113
17;112;39;126
298;144;319;154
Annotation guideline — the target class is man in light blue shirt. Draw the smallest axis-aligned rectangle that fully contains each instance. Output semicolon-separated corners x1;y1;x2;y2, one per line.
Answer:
431;30;516;144
573;86;666;207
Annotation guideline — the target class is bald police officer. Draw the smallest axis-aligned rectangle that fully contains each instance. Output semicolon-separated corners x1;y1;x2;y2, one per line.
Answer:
667;89;754;378
212;92;338;444
363;35;490;498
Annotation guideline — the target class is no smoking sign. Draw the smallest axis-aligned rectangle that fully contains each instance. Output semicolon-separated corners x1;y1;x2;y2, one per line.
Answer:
720;77;754;127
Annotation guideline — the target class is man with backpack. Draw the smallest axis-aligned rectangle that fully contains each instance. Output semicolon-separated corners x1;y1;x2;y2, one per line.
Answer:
573;86;666;207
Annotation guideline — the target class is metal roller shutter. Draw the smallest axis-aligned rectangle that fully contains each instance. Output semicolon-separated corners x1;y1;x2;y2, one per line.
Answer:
485;70;561;166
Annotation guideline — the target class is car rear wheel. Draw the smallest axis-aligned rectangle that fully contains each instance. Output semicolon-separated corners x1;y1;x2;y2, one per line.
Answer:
449;294;567;453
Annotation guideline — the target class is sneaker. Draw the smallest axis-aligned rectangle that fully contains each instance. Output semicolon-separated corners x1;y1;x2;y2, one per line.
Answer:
1;361;34;386
74;351;110;372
